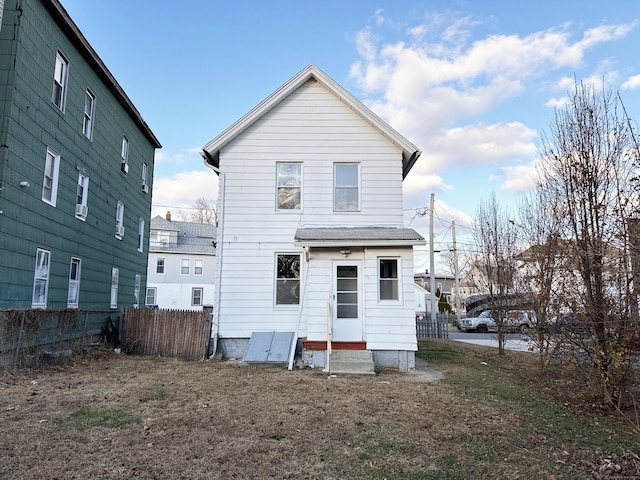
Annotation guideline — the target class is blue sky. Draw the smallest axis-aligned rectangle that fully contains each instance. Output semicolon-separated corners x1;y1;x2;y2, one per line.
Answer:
61;0;640;272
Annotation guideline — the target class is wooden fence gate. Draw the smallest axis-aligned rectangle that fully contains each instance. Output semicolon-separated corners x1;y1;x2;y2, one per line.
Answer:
120;308;212;360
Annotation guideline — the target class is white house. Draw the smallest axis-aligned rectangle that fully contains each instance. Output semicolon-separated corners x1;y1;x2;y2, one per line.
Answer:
201;65;424;372
145;212;217;310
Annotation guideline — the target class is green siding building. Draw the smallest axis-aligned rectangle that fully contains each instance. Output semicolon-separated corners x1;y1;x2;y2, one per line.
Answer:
0;0;161;309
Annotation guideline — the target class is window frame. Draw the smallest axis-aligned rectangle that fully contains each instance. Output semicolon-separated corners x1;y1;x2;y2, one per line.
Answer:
181;259;190;275
52;51;68;111
192;287;203;306
32;248;51;308
82;89;96;139
275;253;301;306
194;259;203;275
145;287;157;306
120;136;129;174
156;258;165;274
110;267;119;309
75;172;89;219
67;257;82;308
378;257;401;303
276;162;302;211
134;274;141;308
334;163;360;212
142;162;149;193
42;147;60;206
115;201;124;238
138;218;145;252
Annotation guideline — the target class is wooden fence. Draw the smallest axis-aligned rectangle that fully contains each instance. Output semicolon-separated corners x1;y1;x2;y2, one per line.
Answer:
120;308;212;361
416;313;450;339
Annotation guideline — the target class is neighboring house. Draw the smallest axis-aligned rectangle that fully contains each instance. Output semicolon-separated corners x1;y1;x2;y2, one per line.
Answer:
414;271;456;305
0;0;161;309
202;65;424;372
146;212;217;310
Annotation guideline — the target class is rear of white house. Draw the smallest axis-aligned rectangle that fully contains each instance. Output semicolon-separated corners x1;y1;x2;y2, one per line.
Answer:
202;65;424;371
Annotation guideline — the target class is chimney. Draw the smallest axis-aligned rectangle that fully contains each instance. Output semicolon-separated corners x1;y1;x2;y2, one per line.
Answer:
166;211;172;221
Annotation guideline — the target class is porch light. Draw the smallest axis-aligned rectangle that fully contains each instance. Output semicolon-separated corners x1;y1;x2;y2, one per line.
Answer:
340;248;351;257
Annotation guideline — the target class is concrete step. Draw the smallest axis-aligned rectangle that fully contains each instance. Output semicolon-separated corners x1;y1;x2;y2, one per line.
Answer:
329;350;375;375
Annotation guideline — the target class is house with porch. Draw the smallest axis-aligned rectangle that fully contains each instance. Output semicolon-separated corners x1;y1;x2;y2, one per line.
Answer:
201;65;424;372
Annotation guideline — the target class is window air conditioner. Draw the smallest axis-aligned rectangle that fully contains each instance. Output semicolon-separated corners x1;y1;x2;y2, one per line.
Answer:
75;204;88;217
116;225;125;237
142;184;149;194
121;162;129;174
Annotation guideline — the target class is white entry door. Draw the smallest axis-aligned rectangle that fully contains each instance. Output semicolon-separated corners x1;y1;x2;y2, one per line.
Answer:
332;261;363;342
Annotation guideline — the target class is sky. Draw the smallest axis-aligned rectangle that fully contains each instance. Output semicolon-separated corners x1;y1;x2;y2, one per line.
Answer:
61;0;640;273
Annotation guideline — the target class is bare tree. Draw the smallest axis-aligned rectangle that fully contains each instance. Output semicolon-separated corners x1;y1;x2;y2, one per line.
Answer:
536;79;639;406
178;198;218;225
472;193;520;355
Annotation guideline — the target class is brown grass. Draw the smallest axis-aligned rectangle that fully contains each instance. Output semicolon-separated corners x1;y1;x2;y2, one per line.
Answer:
0;342;637;479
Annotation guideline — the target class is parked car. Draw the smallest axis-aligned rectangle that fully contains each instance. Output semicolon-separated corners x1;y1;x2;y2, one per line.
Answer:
459;310;497;333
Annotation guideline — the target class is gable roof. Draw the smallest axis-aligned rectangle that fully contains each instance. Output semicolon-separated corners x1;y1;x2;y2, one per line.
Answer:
149;215;217;254
201;64;421;179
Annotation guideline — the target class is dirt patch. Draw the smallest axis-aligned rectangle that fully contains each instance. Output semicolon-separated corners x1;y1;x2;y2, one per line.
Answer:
0;346;635;479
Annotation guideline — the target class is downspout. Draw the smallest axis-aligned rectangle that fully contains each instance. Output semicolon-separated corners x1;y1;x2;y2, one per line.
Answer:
288;246;310;370
201;153;225;357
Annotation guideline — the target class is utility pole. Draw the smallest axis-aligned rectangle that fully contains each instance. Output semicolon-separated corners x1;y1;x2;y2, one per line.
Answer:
452;220;461;326
429;193;437;321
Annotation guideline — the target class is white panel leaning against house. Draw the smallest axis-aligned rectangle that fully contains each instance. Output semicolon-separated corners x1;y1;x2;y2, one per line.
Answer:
146;211;217;311
201;64;424;372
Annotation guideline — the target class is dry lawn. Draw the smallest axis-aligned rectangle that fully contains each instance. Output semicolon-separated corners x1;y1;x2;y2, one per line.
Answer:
0;343;637;479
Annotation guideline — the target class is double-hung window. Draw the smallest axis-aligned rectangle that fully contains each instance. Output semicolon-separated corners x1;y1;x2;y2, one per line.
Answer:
379;258;400;301
192;288;203;306
275;254;300;305
75;173;89;219
276;163;301;210
142;162;149;193
138;218;145;252
115;201;124;238
145;287;157;306
120;136;129;174
110;267;119;308
42;148;60;206
68;257;81;308
194;259;203;275
52;52;68;111
83;90;95;139
334;163;360;211
181;259;190;275
32;249;51;308
156;258;165;274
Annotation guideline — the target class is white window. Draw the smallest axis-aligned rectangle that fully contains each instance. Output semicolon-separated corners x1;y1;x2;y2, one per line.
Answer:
120;136;129;174
141;162;149;193
115;201;124;238
275;254;300;305
146;287;157;306
334;163;359;211
379;258;399;301
156;258;165;274
276;163;301;210
32;248;51;308
192;288;203;306
138;218;145;252
194;259;203;275
134;274;141;308
68;257;81;308
75;173;89;219
83;90;95;139
110;267;119;308
42;147;60;206
181;259;189;275
52;51;68;111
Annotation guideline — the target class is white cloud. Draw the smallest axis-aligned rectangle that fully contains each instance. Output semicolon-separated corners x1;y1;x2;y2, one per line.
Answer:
544;97;569;108
622;74;640;90
151;169;218;218
492;163;538;193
